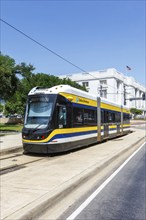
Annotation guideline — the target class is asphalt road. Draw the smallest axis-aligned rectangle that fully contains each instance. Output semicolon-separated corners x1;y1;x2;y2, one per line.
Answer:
65;142;146;220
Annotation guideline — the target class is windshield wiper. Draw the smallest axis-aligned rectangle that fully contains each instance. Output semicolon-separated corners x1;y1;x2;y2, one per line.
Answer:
32;121;48;133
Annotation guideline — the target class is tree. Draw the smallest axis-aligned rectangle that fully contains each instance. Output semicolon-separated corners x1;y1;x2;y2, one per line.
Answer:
0;54;20;100
0;104;3;113
2;54;86;116
4;92;25;116
15;62;35;80
130;108;143;117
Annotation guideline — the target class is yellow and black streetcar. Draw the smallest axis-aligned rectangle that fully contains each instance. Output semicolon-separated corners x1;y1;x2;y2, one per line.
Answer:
22;85;131;154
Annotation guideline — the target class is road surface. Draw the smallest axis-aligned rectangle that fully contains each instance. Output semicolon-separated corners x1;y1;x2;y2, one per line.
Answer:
65;142;146;220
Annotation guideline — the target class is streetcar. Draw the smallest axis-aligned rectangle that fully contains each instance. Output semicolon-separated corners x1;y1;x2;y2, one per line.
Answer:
22;85;131;154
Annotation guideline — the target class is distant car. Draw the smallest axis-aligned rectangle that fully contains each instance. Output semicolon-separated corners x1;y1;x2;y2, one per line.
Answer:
17;115;22;118
135;115;146;119
9;114;16;118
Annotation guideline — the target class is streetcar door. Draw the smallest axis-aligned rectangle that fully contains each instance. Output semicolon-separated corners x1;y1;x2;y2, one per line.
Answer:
58;106;67;128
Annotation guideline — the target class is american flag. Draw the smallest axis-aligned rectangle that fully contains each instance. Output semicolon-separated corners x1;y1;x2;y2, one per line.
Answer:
126;66;131;70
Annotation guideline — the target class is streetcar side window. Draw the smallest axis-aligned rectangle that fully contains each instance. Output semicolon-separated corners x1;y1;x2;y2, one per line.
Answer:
104;110;108;123
73;107;97;127
108;112;112;122
73;107;83;127
102;110;117;123
108;112;115;123
83;109;97;126
115;112;121;122
101;110;104;124
123;113;130;123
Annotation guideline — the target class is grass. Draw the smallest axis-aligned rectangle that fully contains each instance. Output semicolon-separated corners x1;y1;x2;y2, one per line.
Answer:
0;123;23;132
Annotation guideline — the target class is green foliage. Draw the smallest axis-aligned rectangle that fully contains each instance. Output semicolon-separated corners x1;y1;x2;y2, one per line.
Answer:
0;104;3;112
0;124;23;132
15;62;35;79
130;108;143;116
2;54;86;116
0;54;19;100
5;98;24;115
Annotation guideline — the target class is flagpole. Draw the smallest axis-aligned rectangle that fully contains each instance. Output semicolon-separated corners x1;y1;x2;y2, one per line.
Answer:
125;66;132;106
124;66;132;106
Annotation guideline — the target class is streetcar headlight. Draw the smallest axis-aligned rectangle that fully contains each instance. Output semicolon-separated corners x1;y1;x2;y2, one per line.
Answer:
23;135;26;139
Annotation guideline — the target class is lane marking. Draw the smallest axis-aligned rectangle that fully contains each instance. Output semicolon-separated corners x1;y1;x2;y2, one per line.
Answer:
66;142;146;220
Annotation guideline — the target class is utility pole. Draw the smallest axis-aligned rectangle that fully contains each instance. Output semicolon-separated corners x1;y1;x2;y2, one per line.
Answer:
98;85;103;97
97;97;101;142
124;85;126;105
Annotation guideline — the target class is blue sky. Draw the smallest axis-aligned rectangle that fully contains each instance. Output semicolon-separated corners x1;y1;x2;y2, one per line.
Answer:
1;0;145;86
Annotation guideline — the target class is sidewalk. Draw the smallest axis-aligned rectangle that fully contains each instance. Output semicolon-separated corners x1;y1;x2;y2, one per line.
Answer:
1;127;146;220
130;119;146;125
0;133;22;156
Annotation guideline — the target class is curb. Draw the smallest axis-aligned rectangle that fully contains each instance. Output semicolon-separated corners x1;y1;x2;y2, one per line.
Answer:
4;136;145;220
0;146;23;156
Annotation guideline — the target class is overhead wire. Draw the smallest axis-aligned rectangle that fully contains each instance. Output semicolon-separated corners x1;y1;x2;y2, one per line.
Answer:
0;18;90;75
0;18;132;95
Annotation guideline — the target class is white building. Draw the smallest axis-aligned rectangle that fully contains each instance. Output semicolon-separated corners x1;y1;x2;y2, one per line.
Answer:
59;68;146;116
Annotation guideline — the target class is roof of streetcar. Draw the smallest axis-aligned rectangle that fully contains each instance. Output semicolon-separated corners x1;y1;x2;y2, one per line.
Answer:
28;85;129;110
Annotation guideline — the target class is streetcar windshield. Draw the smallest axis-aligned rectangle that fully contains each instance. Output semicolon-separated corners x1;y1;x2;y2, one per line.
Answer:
24;95;56;129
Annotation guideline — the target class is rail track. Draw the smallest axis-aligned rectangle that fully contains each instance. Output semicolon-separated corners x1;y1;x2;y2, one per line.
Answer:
0;152;53;175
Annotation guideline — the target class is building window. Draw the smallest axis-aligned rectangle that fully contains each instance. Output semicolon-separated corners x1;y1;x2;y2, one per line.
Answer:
117;81;121;93
82;82;89;87
102;90;107;98
100;80;107;85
